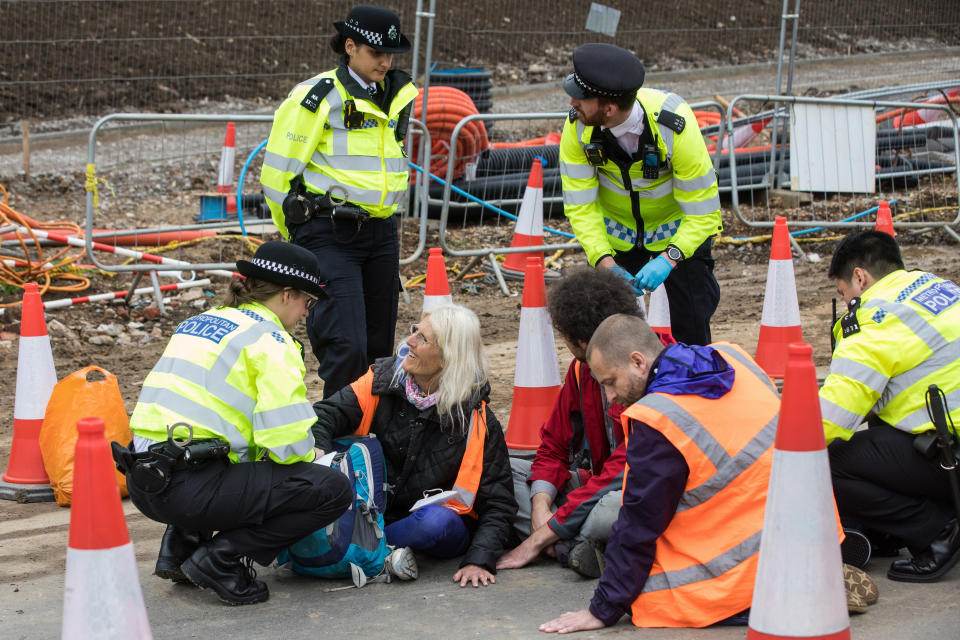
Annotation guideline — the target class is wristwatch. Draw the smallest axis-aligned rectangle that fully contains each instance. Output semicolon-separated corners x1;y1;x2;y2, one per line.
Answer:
665;244;684;263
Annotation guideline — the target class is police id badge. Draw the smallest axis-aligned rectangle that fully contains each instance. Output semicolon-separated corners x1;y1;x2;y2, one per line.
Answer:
840;297;861;338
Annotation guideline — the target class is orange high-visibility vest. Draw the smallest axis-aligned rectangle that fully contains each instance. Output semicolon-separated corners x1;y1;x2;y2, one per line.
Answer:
620;342;779;628
349;367;487;518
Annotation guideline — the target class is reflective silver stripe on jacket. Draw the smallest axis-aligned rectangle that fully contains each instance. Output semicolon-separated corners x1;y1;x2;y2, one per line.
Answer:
827;357;889;397
263;432;316;462
674;171;717;192
309;151;408;174
861;298;951;353
138;386;252;461
563;186;599;206
263;151;308;177
676;195;721;216
819;396;862;434
559;160;596;180
711;344;778;395
636;393;777;513
641;530;762;593
897;386;960;431
885;339;960;404
252;402;316;433
656;93;685;160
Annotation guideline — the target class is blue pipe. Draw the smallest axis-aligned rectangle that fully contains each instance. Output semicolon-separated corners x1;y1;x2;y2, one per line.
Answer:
238;141;575;240
235;139;268;237
731;199;899;242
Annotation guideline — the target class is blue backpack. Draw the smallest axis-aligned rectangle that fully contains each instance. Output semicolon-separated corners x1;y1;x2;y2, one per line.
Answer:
277;436;389;580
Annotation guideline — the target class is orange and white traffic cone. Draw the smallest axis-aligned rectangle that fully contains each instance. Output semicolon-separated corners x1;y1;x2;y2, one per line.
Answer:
0;283;56;502
217;122;237;215
422;247;453;315
875;201;895;237
646;284;677;346
755;217;803;378
748;343;849;640
63;417;152;639
505;257;561;450
501;158;545;278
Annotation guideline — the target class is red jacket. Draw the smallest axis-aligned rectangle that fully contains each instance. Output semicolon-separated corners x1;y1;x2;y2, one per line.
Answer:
528;359;626;540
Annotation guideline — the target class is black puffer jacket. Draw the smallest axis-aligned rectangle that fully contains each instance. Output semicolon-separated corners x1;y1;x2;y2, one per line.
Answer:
312;356;517;573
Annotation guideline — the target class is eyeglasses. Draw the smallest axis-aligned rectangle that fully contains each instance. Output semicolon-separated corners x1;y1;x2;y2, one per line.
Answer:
286;288;318;311
409;323;432;346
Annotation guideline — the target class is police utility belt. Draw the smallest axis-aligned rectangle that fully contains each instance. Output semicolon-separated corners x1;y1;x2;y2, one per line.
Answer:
111;422;230;495
282;176;369;227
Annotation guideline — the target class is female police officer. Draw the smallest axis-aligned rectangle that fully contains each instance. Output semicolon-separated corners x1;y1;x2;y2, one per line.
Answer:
260;5;417;399
116;241;352;605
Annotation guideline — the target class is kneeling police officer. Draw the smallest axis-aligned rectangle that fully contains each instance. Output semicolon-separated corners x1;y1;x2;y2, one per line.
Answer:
114;241;352;605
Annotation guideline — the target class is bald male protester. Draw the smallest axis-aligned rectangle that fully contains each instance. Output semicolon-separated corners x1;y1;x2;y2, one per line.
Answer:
560;43;722;345
540;314;780;632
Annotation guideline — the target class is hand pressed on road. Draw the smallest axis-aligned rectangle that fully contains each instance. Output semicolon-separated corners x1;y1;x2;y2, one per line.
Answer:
453;564;496;588
539;609;604;634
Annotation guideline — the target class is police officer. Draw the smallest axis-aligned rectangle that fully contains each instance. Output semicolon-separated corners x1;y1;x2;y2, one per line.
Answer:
559;43;722;345
822;230;960;583
117;241;352;605
260;5;417;397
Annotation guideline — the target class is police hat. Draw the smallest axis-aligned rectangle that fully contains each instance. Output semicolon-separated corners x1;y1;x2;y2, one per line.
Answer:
236;241;328;300
334;5;411;54
563;43;645;100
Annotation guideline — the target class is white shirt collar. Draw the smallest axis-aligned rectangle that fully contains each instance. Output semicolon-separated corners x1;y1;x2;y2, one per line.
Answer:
606;100;644;138
347;66;374;91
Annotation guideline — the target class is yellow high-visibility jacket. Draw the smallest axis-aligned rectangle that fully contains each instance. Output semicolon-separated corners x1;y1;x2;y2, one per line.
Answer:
260;66;417;238
820;269;960;443
130;302;317;464
559;88;722;266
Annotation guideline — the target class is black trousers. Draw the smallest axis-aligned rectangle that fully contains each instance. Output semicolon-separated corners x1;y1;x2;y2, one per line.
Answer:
614;238;720;346
289;214;400;398
829;424;956;554
127;459;352;565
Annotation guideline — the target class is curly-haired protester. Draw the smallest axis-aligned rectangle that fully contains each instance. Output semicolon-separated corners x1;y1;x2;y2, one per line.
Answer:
498;268;642;577
312;304;516;587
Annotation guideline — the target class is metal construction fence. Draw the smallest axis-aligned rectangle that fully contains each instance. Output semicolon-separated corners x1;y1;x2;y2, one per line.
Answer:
2;0;959;128
721;82;960;244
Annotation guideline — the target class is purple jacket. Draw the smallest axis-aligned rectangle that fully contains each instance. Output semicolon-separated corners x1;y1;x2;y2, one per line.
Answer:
589;343;735;626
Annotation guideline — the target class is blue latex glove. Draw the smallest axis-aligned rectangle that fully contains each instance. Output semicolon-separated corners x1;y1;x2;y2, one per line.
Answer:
634;255;674;292
607;264;643;294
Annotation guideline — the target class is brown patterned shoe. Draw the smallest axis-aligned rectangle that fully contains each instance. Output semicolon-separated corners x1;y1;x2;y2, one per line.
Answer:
844;563;879;607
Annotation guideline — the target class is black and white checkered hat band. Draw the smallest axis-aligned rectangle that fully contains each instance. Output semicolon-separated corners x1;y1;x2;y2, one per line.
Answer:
345;21;384;46
574;72;620;97
251;258;321;286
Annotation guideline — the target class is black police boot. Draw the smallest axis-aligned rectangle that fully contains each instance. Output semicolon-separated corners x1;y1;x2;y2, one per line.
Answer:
887;518;960;583
155;526;211;583
180;537;269;605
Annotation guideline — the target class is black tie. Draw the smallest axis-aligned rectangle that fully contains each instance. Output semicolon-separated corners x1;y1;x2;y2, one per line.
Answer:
368;85;379;102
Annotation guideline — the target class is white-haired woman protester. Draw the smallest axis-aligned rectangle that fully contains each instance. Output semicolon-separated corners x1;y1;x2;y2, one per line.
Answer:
312;304;516;587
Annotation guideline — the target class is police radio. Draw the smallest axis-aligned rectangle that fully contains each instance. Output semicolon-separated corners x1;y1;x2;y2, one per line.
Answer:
584;142;606;167
642;144;660;180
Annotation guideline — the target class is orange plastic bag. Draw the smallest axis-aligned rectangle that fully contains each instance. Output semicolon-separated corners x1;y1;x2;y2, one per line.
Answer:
39;366;132;506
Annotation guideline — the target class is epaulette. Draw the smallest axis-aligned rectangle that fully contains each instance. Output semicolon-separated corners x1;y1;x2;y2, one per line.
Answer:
840;297;861;338
657;109;686;134
568;107;578;123
300;78;335;113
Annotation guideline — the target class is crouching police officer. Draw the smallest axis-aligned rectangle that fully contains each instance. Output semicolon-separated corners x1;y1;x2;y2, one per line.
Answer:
113;241;352;605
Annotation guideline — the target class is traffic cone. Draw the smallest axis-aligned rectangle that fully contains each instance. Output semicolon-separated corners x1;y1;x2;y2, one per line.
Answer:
875;201;895;237
747;343;849;640
501;158;546;277
0;283;56;502
63;417;152;639
755;217;803;378
217;122;237;214
505;257;561;450
422;247;453;315
646;284;677;346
